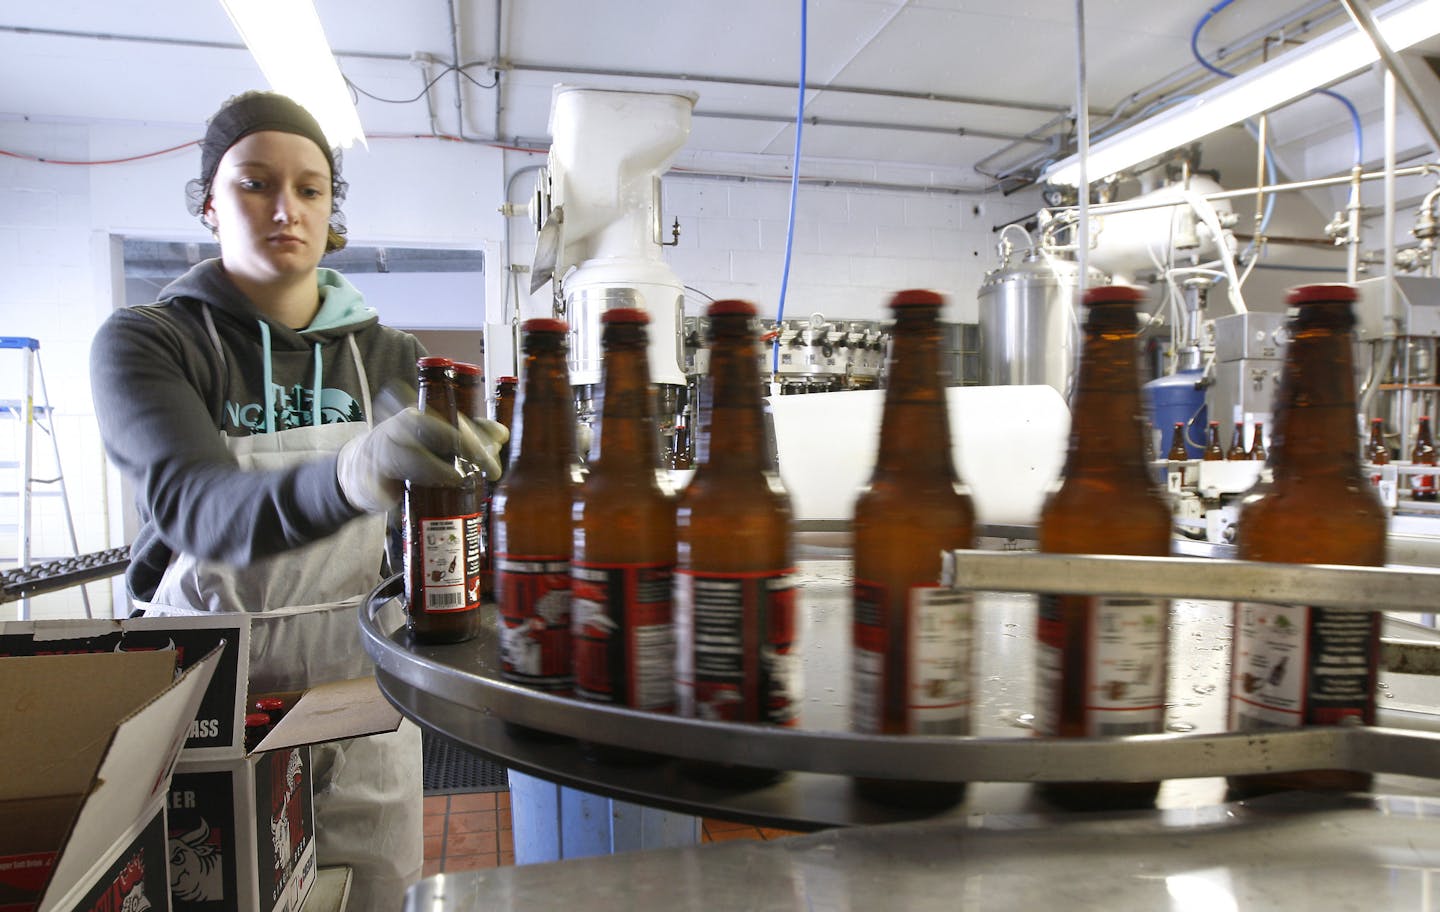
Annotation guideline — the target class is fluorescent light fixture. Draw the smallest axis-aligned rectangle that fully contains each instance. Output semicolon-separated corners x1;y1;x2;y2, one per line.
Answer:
1044;0;1440;186
220;0;367;149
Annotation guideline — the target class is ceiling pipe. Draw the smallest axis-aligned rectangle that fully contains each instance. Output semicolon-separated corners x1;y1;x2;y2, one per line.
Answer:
693;110;1044;144
0;24;1072;117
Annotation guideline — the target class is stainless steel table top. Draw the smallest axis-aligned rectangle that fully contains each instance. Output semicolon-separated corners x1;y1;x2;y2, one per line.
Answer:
405;792;1440;911
362;556;1440;830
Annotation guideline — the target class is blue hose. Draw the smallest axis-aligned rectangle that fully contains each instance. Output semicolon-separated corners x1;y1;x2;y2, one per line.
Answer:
1191;0;1363;166
773;0;807;374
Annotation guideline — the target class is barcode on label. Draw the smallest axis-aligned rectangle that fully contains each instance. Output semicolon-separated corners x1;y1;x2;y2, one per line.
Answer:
634;624;674;710
427;591;464;610
1095;721;1158;737
851;649;881;733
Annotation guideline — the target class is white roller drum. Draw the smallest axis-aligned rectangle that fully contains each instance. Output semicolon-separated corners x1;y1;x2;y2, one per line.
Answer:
767;385;1070;526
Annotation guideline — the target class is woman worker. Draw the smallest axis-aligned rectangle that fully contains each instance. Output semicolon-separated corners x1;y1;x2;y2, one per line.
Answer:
89;91;506;909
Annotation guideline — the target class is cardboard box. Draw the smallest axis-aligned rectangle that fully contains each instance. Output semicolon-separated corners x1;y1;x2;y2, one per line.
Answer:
169;749;315;912
168;677;405;912
1;618;403;912
0;617;249;759
0;648;222;912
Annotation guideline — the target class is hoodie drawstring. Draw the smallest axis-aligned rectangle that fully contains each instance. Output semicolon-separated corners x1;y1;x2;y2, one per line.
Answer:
312;342;323;427
258;320;276;434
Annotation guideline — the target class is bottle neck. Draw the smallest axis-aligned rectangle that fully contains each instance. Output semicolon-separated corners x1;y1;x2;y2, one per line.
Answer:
511;339;574;470
1269;303;1362;477
697;319;769;470
873;307;955;478
1061;302;1151;480
452;378;481;421
593;330;659;471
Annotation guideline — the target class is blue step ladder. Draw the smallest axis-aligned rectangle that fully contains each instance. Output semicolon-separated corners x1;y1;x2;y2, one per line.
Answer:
0;337;91;620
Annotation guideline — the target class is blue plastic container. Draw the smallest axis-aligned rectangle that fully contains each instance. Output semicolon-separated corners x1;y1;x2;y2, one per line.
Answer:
1145;369;1207;458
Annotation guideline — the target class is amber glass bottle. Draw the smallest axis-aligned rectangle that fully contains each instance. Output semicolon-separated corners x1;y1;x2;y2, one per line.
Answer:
572;306;677;763
1366;417;1389;487
1034;285;1172;810
1166;422;1190;488
1202;421;1225;460
452;361;484;420
1228;284;1386;798
404;356;482;644
1411;415;1436;500
494;376;518;466
852;289;975;809
452;362;491;603
492;322;576;696
676;300;796;786
484;375;519;601
1227;421;1248;460
1249;421;1267;462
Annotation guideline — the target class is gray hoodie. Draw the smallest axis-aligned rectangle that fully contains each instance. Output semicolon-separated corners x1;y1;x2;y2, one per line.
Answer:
90;258;425;601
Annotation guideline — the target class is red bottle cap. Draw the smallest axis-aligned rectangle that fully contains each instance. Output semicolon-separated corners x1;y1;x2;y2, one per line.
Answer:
417;356;453;369
1083;284;1146;305
1286;283;1357;305
254;697;285;712
521;318;568;334
498;376;518;384
601;307;649;324
245;712;271;728
452;361;482;376
887;289;945;310
708;299;758;317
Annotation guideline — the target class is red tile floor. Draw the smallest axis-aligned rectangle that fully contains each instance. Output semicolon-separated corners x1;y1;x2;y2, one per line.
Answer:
422;789;801;873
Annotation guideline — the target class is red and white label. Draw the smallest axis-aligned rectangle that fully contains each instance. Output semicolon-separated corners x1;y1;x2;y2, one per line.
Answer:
1230;602;1377;730
496;555;572;693
674;568;798;725
852;581;971;735
1036;595;1167;737
572;562;675;711
414;514;481;613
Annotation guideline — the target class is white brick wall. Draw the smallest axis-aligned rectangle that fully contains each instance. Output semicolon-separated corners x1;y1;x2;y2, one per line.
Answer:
655;174;1038;324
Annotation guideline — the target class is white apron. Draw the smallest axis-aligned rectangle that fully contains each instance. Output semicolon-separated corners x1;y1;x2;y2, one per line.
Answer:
137;330;422;912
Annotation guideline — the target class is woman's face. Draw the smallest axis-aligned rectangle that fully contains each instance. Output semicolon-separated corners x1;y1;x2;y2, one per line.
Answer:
204;130;332;286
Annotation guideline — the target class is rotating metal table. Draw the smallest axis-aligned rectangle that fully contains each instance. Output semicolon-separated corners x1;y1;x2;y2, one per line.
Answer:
359;552;1440;909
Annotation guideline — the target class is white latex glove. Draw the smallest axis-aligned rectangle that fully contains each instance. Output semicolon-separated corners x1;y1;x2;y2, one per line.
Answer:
336;408;509;513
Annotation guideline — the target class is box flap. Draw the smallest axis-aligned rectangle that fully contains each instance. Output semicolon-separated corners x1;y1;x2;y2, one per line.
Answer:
0;651;176;803
40;646;224;908
256;677;402;753
2;615;251;756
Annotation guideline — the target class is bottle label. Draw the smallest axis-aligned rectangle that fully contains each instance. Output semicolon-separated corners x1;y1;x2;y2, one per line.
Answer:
675;569;799;725
1230;602;1376;730
572;562;676;711
413;515;481;613
852;581;972;735
1415;467;1436;496
464;511;483;604
496;555;572;692
1035;595;1167;737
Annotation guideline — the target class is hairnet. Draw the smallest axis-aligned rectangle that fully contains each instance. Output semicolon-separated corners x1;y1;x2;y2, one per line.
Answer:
185;91;349;252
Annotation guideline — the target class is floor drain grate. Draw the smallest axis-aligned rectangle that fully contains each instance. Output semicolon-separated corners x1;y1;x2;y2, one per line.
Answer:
422;732;509;794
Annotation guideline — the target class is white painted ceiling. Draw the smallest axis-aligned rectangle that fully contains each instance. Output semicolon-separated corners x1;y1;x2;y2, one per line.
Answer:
1;1;1437;194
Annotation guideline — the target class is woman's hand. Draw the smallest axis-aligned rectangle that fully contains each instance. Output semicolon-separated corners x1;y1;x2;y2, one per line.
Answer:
336;409;508;513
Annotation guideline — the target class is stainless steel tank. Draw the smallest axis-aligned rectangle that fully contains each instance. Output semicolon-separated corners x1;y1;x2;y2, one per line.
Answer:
978;252;1104;399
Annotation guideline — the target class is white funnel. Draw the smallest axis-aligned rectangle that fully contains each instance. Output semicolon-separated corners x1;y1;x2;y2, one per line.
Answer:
545;86;695;386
